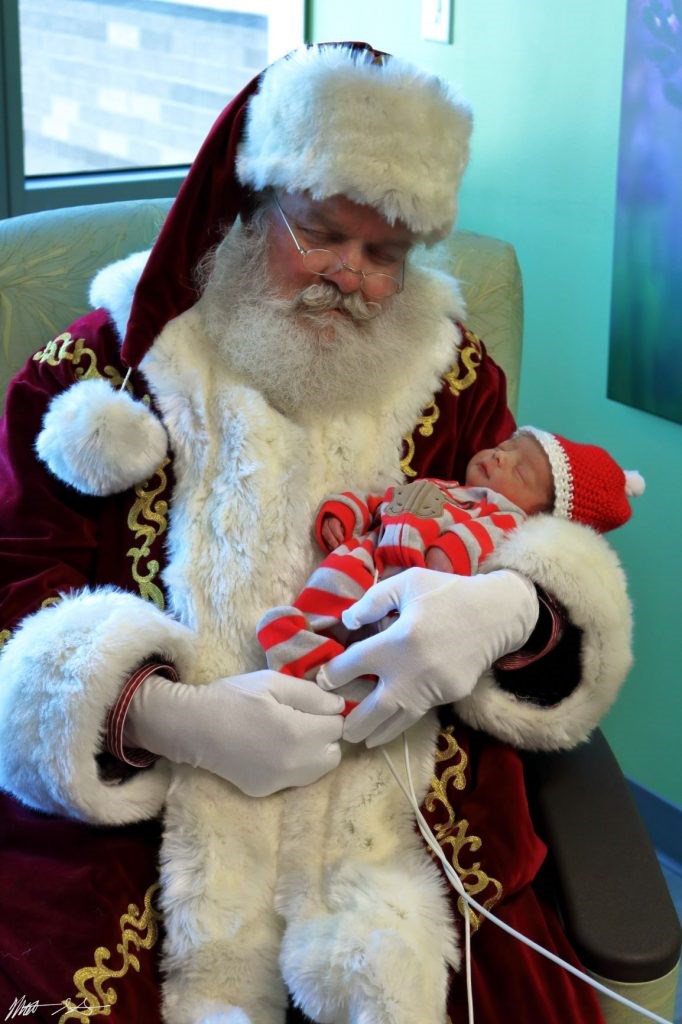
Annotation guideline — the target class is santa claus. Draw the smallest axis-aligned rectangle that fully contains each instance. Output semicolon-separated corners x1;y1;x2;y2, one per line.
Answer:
0;43;630;1024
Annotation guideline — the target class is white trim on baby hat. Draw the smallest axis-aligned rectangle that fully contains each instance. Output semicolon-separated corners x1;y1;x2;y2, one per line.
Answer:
515;426;573;520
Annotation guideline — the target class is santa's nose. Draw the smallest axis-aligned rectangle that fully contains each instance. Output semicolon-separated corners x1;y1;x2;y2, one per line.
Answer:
324;264;364;294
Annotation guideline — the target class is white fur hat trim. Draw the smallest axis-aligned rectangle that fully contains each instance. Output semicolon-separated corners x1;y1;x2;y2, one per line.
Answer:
517;426;573;518
236;45;472;239
35;377;169;496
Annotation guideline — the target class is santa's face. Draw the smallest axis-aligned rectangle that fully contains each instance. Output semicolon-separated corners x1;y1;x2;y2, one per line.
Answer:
196;205;437;419
264;191;415;319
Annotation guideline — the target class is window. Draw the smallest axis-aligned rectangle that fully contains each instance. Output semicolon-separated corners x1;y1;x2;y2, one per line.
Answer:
0;0;305;218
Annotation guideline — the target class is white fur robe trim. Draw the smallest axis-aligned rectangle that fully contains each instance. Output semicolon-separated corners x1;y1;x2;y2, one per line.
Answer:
126;274;465;1021
0;588;196;823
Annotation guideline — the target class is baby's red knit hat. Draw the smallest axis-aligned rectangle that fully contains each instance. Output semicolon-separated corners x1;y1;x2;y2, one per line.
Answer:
516;427;645;533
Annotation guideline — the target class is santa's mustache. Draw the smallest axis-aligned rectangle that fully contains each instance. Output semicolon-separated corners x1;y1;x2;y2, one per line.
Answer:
294;281;382;321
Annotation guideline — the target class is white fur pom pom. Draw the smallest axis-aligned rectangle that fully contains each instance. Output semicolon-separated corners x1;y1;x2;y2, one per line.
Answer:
624;470;645;498
35;377;168;496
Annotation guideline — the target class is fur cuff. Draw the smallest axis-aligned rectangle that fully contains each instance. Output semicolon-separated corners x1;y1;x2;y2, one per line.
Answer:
457;516;633;751
0;588;196;824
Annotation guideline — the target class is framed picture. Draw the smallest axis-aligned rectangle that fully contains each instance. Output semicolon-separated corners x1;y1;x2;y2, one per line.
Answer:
608;0;682;425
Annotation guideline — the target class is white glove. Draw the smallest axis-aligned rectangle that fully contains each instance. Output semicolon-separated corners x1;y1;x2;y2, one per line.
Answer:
317;568;538;747
124;670;345;797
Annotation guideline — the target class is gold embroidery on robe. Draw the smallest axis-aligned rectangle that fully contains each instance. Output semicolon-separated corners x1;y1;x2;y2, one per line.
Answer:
425;727;504;930
400;401;440;477
443;326;483;396
33;332;126;389
427;726;468;805
126;459;170;609
58;883;161;1023
0;629;9;651
400;325;483;477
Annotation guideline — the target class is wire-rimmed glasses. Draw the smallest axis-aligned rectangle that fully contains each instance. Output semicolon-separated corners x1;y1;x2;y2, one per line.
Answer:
273;196;404;299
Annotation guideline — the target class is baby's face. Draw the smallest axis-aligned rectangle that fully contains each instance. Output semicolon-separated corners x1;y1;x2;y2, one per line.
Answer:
465;434;554;514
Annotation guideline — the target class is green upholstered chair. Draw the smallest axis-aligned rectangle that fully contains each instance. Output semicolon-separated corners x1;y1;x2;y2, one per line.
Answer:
0;199;679;1022
0;199;171;409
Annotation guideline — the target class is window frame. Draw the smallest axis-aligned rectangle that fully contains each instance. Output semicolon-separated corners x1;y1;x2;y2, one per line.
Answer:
0;0;309;219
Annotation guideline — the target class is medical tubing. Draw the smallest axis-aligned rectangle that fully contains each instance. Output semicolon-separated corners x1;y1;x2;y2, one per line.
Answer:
381;739;674;1024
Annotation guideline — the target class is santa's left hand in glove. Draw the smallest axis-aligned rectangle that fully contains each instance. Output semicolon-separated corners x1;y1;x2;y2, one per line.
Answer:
317;567;538;747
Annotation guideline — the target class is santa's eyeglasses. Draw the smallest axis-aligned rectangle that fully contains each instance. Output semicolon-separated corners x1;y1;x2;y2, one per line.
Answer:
273;196;404;300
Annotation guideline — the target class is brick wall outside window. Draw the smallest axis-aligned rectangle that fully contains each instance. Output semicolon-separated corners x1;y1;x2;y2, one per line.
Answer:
19;0;268;175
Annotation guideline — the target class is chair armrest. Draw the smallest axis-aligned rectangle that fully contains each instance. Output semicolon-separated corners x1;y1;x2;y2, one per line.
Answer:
525;729;682;982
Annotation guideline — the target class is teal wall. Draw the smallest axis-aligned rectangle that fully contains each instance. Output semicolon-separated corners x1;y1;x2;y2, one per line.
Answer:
310;1;682;806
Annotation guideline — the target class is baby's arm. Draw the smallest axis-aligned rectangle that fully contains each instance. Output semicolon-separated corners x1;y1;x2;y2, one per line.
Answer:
425;547;455;573
425;503;526;575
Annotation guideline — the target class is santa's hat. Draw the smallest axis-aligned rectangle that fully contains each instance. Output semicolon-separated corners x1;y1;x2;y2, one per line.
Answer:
236;45;471;242
517;427;645;533
36;42;473;497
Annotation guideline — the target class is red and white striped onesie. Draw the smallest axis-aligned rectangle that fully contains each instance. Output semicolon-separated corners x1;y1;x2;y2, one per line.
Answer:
257;477;526;683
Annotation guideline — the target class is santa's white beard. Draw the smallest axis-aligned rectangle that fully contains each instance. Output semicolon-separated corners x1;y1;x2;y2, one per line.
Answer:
196;218;443;419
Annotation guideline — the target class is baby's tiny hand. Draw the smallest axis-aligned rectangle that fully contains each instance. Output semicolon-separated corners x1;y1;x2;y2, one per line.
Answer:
321;516;346;550
425;547;455;573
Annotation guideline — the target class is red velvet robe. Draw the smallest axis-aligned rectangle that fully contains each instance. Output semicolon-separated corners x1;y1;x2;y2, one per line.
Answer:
0;313;605;1023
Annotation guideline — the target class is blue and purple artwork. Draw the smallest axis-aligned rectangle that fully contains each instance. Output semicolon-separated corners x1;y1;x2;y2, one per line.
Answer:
608;0;682;424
